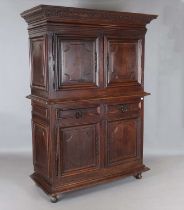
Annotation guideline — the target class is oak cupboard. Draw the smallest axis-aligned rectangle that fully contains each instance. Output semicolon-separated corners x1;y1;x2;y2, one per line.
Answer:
21;5;157;202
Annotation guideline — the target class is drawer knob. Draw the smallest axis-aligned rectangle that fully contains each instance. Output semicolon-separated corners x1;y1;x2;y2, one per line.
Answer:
121;104;128;112
75;110;82;119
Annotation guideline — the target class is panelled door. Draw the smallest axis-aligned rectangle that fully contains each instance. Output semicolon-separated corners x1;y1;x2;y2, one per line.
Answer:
54;104;101;184
104;29;145;87
105;99;143;167
52;28;145;91
56;124;100;175
107;117;141;166
53;29;103;90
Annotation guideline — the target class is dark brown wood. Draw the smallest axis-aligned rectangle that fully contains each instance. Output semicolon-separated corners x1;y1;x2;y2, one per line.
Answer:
56;36;98;89
30;37;47;90
21;5;157;202
32;121;49;178
106;38;141;85
107;118;139;166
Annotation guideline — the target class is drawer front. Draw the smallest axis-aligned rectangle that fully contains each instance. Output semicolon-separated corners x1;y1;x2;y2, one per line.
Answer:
56;105;100;126
106;100;141;120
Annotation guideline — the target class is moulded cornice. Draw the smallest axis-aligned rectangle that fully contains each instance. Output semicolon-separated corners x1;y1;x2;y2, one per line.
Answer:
21;5;157;27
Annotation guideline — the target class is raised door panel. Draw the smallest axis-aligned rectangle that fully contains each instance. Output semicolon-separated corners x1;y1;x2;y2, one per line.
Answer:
30;37;47;90
56;124;100;177
32;121;49;177
105;37;143;87
106;118;140;167
55;35;99;89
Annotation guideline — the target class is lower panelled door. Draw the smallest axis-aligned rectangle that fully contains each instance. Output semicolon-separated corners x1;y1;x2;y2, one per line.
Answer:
54;105;102;187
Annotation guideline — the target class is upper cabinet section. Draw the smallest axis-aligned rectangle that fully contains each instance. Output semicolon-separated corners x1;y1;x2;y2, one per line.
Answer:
21;5;157;100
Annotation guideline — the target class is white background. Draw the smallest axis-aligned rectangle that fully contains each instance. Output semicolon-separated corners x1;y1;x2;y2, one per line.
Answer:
0;0;184;155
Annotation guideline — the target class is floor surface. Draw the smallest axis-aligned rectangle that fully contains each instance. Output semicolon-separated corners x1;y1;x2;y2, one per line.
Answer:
0;154;184;210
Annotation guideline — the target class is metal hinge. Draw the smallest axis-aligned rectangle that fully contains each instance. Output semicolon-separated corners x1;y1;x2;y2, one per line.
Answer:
55;127;60;177
55;155;59;177
52;33;56;56
96;137;99;156
95;51;97;72
52;59;55;72
53;82;56;90
52;34;57;90
107;53;109;71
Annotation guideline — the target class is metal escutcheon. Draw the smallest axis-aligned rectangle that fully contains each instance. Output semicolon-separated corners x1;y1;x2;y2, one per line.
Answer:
75;110;82;119
121;104;128;112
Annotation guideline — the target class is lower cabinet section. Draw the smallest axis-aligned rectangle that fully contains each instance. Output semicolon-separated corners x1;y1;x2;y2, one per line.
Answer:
30;99;148;201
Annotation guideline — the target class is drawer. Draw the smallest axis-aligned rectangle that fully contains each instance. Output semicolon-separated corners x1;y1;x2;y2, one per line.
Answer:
106;100;141;120
56;106;100;126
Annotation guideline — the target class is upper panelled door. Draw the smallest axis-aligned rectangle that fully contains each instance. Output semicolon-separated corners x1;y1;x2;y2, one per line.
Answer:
104;34;144;87
54;33;101;90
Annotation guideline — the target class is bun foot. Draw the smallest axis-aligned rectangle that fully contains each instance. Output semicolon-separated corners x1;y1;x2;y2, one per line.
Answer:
134;173;142;179
50;195;59;203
